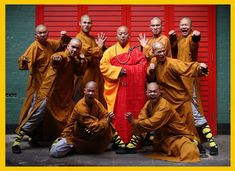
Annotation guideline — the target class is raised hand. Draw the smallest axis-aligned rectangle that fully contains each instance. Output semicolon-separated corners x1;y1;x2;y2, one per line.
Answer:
137;33;148;47
95;32;107;48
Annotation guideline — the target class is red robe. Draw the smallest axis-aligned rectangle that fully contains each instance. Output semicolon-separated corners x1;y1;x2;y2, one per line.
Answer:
111;48;148;143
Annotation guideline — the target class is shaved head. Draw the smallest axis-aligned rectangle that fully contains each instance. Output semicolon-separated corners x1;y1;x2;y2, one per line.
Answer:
84;81;97;104
116;26;129;47
146;82;160;104
147;82;159;90
36;24;48;32
150;17;162;25
180;17;192;27
85;81;97;90
152;41;165;51
80;14;92;23
69;38;82;45
117;25;128;34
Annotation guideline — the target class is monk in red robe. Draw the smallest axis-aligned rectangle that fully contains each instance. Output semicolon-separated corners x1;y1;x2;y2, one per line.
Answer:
100;26;148;153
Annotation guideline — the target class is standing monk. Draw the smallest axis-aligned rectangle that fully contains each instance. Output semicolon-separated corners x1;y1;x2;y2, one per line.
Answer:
75;14;107;108
125;82;200;162
138;17;172;82
169;17;218;155
100;26;148;153
12;24;69;154
138;17;172;62
12;38;86;154
148;41;209;149
49;81;113;158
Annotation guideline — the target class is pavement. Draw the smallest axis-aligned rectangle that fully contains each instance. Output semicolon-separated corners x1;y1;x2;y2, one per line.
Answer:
6;134;230;166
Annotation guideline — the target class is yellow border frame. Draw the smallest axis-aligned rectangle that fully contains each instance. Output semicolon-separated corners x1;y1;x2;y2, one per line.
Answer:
1;0;233;170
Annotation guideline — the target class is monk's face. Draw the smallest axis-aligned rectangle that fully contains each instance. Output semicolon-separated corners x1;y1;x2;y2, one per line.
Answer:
80;16;92;33
84;83;97;103
117;26;129;47
180;18;192;37
152;44;166;63
146;83;160;104
150;18;162;36
67;39;81;57
35;26;48;44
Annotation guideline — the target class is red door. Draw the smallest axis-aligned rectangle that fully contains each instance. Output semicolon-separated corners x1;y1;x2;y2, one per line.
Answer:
36;5;217;134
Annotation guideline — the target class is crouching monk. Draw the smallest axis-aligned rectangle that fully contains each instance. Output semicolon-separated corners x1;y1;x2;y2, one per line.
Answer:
125;82;200;162
49;81;114;157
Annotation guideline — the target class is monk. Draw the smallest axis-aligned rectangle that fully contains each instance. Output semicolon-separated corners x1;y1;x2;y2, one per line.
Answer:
148;41;209;150
125;82;200;162
100;26;148;153
138;17;172;61
49;81;113;158
138;17;172;82
75;14;107;107
169;17;218;155
12;38;86;154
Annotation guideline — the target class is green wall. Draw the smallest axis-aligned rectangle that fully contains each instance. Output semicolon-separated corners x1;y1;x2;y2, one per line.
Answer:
6;5;35;124
5;5;230;129
216;5;230;124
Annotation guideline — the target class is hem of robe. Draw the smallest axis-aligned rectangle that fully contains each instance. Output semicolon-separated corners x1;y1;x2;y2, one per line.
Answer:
145;153;200;163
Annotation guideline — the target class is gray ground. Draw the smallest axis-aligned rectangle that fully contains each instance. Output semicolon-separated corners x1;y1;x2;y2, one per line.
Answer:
6;134;230;166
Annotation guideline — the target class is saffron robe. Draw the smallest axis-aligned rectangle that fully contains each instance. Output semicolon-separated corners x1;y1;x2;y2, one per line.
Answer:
16;39;63;134
171;31;204;114
16;50;86;141
61;97;113;154
149;57;207;139
100;42;148;143
143;33;172;62
75;31;106;107
143;34;172;82
130;97;200;162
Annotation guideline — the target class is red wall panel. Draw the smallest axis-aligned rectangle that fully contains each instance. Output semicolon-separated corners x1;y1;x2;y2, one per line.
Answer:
36;5;217;134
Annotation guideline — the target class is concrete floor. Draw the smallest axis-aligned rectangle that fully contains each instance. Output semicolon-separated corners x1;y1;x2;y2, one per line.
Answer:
6;134;230;166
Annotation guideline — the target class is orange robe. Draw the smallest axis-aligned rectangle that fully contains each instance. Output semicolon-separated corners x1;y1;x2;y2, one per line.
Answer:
61;97;113;154
143;33;172;62
171;31;204;114
16;39;62;134
130;97;200;162
144;33;172;82
100;42;148;143
16;50;86;141
75;31;106;107
149;57;207;139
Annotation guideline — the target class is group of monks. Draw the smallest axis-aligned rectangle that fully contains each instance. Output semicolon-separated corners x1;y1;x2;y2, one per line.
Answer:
11;14;218;163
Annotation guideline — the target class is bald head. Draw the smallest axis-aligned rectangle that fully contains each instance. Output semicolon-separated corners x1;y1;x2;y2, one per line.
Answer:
117;26;129;47
147;82;159;91
150;17;162;25
85;81;97;90
117;25;128;34
67;38;82;56
69;38;82;45
152;41;165;51
180;17;192;37
180;17;192;27
152;41;166;63
80;14;92;22
36;24;48;32
80;14;92;33
35;24;48;44
146;82;160;104
84;81;97;104
150;17;162;36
